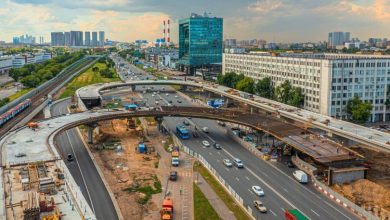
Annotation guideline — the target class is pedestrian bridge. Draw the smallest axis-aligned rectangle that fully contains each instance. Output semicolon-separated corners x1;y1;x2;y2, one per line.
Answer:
0;106;354;167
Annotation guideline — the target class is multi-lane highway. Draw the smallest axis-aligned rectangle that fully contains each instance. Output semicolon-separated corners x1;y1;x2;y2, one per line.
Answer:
51;99;118;220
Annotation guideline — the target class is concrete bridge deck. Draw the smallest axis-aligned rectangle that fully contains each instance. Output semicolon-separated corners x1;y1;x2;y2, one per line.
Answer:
76;80;390;153
0;107;354;167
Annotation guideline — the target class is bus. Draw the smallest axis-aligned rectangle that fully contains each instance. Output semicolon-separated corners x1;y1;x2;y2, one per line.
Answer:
176;125;190;140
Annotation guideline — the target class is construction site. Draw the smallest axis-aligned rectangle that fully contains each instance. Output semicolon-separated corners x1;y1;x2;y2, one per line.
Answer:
3;161;84;220
79;116;172;220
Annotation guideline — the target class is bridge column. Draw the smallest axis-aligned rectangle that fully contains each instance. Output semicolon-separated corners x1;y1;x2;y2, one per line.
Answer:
250;107;254;114
86;123;98;144
130;85;136;91
154;116;164;132
181;85;188;91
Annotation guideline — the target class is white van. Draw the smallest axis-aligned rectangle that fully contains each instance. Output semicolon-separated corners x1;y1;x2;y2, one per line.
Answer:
293;170;308;183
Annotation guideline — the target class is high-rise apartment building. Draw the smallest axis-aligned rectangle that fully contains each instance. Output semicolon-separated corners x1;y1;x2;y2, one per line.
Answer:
99;31;105;47
178;13;223;74
223;52;390;122
64;32;70;46
85;31;91;46
70;31;83;46
51;32;65;46
92;32;98;47
224;39;237;48
328;32;350;48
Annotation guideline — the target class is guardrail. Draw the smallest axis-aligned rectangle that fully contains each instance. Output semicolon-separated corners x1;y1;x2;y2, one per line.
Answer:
164;124;255;220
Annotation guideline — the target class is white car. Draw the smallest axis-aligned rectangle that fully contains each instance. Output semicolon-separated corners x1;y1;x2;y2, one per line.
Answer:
252;186;265;196
166;93;169;96
202;140;210;147
175;95;179;98
202;127;209;133
223;159;232;167
152;94;155;97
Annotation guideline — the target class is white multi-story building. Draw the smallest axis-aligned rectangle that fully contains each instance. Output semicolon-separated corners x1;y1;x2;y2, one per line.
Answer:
223;52;390;122
0;56;13;74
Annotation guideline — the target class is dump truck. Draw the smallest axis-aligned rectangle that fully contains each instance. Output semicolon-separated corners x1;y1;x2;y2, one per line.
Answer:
161;198;173;220
284;209;309;220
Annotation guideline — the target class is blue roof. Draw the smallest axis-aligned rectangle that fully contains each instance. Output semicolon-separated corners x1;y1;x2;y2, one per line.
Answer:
125;104;138;108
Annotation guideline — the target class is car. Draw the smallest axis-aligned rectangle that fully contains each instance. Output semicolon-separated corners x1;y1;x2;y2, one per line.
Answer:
166;93;169;96
175;95;179;98
233;158;244;168
183;119;190;126
252;186;265;196
217;121;226;126
202;127;209;133
223;159;232;167
168;100;173;104
202;140;210;147
155;101;159;105
177;100;182;103
212;143;221;149
152;94;155;97
169;171;178;181
67;154;74;162
253;200;267;213
285;161;295;168
192;132;199;138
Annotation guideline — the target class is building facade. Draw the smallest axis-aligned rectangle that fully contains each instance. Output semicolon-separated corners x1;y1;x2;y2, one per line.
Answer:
70;31;83;46
92;32;98;47
99;31;105;47
51;32;65;46
64;32;71;46
223;52;390;122
85;31;91;46
178;13;223;74
0;57;13;74
328;32;350;48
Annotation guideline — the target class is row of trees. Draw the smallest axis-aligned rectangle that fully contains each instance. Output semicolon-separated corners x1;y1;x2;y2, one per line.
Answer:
0;98;10;108
93;56;117;78
217;72;304;107
9;52;85;88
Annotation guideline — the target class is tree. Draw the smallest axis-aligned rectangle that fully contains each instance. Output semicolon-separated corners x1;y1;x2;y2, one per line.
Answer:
275;80;292;103
255;77;273;99
235;77;255;94
20;75;41;88
346;95;373;123
92;66;100;73
287;87;304;107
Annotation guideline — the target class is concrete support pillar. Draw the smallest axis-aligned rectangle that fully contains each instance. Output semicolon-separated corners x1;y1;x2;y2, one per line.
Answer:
154;116;164;131
131;85;136;92
250;107;254;114
88;126;94;144
182;85;187;91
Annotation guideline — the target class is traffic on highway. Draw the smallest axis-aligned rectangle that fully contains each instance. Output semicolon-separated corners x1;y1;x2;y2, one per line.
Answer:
109;54;359;220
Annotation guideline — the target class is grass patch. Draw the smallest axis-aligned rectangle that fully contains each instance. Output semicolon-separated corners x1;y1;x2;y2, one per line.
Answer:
193;183;220;220
59;62;120;99
163;136;173;152
8;88;32;101
124;175;162;205
171;85;182;90
194;162;251;220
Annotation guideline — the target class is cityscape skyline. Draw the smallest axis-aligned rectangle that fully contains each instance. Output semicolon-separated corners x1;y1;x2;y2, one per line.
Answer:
0;0;390;43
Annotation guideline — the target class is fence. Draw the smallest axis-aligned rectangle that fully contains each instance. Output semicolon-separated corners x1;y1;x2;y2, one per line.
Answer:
165;126;255;220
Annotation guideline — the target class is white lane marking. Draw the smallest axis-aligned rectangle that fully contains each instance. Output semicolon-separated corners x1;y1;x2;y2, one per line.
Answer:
283;188;288;193
248;189;254;195
245;176;250;181
269;209;277;216
217;151;221;155
65;130;96;214
217;159;220;162
209;152;212;156
311;209;320;216
281;207;285;212
225;168;229;172
235;177;240;181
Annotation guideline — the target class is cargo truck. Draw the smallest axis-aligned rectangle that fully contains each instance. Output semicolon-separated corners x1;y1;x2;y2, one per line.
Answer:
161;198;173;220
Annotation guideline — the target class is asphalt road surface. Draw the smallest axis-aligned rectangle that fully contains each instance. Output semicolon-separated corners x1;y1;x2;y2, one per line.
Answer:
51;99;118;220
134;85;359;220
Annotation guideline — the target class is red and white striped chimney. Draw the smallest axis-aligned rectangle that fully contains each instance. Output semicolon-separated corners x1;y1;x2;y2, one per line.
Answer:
167;19;170;43
163;20;166;43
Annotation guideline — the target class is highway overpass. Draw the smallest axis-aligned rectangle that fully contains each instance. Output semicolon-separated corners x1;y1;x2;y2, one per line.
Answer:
77;80;390;153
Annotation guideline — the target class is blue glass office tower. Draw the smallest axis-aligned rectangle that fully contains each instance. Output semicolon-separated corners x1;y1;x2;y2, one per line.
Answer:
179;13;223;75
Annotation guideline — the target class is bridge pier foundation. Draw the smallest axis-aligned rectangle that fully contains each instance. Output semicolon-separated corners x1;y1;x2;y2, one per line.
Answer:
86;123;98;144
154;116;164;132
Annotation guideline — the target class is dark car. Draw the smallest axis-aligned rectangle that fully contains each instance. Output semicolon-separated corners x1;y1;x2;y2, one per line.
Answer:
169;171;178;181
213;143;222;150
217;121;226;127
168;100;173;104
285;161;295;168
67;154;74;162
193;132;199;138
177;100;182;103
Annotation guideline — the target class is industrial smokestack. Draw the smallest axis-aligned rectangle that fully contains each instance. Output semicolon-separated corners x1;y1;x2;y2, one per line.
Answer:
167;19;170;43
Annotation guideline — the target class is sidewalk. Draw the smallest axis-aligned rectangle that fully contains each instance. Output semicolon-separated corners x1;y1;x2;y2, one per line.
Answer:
194;172;236;220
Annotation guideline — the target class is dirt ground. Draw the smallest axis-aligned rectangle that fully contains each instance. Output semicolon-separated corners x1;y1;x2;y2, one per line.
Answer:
87;118;167;220
332;146;390;219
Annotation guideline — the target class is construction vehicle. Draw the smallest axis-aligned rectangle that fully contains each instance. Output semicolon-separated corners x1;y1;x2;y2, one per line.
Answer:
27;122;39;129
171;149;179;157
160;198;173;220
285;209;309;220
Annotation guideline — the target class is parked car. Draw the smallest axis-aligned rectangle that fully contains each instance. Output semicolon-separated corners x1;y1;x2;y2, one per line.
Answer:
223;159;232;167
217;121;226;127
177;100;182;103
202;140;210;147
183;119;190;126
67;154;74;162
253;200;267;213
192;132;199;138
213;143;222;150
293;170;308;183
169;171;178;181
233;158;244;168
202;127;209;133
252;186;265;196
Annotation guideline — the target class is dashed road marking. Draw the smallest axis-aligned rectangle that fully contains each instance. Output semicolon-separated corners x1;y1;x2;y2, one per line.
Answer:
245;176;250;181
269;209;277;216
235;177;240;181
311;209;320;216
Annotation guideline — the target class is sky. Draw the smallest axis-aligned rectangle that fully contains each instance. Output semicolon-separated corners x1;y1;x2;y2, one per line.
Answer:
0;0;390;43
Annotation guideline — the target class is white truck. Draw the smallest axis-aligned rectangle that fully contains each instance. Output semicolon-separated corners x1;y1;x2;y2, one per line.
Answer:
293;170;308;183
